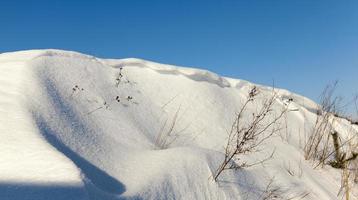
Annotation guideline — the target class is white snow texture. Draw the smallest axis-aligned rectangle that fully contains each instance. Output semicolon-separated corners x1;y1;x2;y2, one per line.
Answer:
0;49;356;200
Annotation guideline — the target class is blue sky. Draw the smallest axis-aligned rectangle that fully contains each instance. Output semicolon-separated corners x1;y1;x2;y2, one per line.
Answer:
1;0;357;116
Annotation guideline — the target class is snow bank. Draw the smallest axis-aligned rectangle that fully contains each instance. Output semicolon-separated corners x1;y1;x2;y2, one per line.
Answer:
0;49;356;200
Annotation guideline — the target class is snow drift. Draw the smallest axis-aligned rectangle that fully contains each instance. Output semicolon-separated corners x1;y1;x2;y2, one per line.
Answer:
0;49;356;200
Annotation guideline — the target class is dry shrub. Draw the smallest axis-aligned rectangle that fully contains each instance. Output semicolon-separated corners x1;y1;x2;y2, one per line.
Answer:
213;87;289;181
303;82;358;199
304;82;340;166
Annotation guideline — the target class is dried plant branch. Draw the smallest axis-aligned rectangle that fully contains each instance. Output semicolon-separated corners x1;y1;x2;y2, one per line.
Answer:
213;87;289;181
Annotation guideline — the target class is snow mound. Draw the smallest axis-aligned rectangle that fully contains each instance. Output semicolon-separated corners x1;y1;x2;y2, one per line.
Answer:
0;49;356;200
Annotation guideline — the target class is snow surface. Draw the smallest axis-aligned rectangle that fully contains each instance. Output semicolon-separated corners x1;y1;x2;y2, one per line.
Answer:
0;49;356;200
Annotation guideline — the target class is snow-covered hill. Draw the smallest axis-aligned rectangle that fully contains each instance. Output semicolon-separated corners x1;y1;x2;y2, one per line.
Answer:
0;50;356;200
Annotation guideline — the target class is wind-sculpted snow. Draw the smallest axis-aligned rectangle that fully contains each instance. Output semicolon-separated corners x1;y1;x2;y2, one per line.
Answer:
103;58;232;88
103;58;320;114
0;49;356;200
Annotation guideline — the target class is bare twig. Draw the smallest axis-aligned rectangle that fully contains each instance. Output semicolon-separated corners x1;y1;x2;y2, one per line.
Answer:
213;87;289;181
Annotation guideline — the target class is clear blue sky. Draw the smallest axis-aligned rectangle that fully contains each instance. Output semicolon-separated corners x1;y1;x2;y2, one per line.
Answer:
1;0;357;116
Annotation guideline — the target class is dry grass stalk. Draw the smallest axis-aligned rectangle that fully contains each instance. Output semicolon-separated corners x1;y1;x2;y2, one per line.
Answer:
304;82;341;166
155;105;181;149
